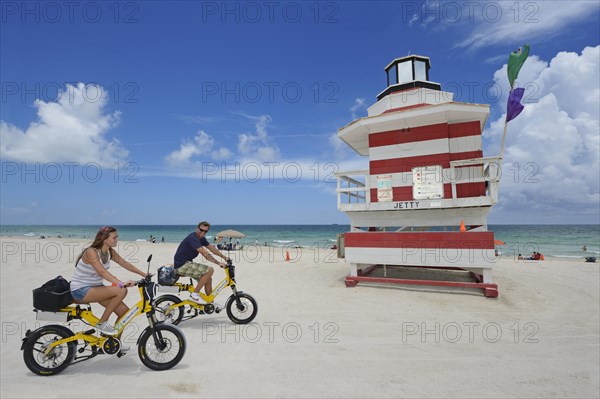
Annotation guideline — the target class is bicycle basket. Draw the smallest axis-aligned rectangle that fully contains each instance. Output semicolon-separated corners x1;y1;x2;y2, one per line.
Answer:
33;275;73;311
157;265;179;285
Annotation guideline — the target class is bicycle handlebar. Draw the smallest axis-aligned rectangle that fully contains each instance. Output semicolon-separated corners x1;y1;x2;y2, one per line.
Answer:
134;274;154;286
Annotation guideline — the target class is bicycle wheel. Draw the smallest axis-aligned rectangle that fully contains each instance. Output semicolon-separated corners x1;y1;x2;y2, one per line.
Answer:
226;293;258;324
138;324;186;371
153;294;184;325
22;324;76;376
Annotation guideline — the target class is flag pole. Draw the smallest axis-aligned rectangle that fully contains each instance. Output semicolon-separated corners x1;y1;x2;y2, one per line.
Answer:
498;44;529;181
500;76;514;162
499;119;508;161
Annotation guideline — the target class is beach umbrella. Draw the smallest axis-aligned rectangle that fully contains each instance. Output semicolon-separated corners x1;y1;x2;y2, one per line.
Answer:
494;240;505;246
215;229;245;256
216;229;246;238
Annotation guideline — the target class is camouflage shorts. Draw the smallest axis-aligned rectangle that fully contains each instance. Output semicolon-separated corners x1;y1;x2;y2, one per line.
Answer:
175;261;209;279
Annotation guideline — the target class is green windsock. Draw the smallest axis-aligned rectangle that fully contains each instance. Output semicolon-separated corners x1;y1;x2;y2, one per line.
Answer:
507;45;530;88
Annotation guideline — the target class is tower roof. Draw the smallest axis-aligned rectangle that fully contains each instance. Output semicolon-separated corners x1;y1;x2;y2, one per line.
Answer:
338;101;490;156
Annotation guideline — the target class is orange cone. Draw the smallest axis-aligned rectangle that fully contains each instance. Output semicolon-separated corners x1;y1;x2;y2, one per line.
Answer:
459;220;466;232
285;250;290;261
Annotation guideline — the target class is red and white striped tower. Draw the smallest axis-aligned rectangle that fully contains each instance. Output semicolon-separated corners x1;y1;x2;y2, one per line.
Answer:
336;55;500;297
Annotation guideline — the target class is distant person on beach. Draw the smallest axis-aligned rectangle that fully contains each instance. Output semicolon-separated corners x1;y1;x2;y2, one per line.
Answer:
161;236;165;243
70;226;148;336
582;245;587;251
173;221;229;304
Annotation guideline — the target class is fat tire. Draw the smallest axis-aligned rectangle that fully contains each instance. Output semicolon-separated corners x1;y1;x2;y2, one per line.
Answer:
153;294;184;325
22;324;76;376
137;324;186;371
226;293;258;324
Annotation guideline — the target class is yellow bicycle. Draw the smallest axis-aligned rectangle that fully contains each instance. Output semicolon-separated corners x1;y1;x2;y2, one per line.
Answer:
154;259;257;325
21;255;187;376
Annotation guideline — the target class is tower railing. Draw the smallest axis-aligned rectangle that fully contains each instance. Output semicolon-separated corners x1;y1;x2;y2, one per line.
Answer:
449;156;501;205
335;170;370;209
336;156;501;211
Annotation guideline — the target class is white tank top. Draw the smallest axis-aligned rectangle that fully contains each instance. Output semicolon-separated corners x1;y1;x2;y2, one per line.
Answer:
71;249;111;291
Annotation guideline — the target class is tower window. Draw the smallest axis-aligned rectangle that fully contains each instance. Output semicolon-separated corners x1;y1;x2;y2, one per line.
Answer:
387;64;397;86
398;61;412;83
415;60;427;81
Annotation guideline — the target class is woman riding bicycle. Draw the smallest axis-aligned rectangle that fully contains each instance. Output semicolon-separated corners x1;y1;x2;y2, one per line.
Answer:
71;226;148;335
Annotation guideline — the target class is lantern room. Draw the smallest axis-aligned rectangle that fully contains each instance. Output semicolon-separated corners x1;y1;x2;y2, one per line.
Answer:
379;55;440;100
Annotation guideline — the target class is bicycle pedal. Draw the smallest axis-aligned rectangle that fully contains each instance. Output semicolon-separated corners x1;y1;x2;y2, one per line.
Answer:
91;346;105;355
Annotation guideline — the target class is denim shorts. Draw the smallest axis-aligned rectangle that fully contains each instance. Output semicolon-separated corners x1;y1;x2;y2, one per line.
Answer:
71;286;93;301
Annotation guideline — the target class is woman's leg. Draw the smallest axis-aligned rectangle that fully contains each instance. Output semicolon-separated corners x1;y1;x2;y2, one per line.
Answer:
98;298;129;320
82;286;128;323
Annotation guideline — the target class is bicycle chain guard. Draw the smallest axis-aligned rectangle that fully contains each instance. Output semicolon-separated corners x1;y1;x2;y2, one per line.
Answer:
102;337;122;355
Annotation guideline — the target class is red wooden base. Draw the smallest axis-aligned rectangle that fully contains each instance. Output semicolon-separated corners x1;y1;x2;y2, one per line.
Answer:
345;265;498;298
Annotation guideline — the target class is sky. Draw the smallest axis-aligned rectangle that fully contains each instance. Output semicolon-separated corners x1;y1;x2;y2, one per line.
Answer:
1;0;599;225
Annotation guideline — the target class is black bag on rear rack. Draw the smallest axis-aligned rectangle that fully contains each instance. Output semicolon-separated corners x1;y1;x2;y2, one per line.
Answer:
33;275;73;311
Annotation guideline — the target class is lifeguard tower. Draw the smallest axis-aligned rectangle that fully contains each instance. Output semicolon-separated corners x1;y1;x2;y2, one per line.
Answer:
336;55;500;297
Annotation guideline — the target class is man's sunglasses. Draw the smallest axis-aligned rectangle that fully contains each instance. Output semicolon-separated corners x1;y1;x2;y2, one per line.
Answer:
198;228;209;233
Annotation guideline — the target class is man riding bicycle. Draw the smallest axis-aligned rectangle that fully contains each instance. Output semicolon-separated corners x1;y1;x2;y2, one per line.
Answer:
174;221;228;305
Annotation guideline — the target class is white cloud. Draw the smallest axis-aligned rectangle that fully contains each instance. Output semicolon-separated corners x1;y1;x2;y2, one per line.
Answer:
408;0;438;28
457;1;600;49
350;98;366;120
329;132;361;160
0;83;126;166
485;46;599;222
166;113;280;168
237;114;280;162
165;114;278;168
211;147;233;160
160;113;368;184
165;130;233;165
165;130;213;164
173;115;223;124
408;1;599;50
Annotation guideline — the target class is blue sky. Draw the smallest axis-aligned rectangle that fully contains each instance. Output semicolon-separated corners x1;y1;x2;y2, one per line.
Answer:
1;0;599;225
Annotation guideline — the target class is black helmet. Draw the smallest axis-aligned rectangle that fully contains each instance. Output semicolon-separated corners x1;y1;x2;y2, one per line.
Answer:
157;265;179;285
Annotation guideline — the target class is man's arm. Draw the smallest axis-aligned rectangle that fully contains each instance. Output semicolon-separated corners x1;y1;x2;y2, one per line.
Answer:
207;244;228;261
197;246;227;267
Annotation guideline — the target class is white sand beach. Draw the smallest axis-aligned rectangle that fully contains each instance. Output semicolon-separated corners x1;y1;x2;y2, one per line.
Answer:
1;237;598;398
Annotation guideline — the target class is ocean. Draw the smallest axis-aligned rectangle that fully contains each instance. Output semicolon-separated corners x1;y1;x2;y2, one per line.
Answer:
1;224;598;260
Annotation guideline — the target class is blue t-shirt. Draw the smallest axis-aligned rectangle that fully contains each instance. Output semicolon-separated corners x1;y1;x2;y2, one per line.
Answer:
174;232;210;268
